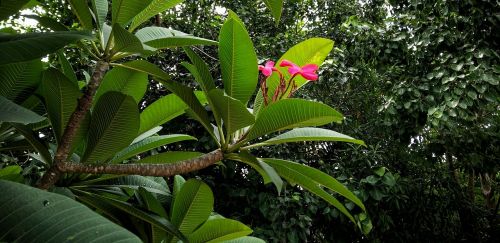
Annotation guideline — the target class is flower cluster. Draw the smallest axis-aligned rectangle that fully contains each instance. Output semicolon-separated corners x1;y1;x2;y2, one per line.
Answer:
258;59;318;106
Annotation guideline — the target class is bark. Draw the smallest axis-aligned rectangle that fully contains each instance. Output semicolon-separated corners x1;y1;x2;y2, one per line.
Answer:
38;61;109;189
60;149;223;176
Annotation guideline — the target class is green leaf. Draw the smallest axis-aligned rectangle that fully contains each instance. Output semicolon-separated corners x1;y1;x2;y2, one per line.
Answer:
0;180;141;242
76;190;187;242
0;95;45;124
109;23;143;59
188;218;252;243
129;0;184;31
254;38;334;114
91;0;108;29
11;124;52;165
137;187;169;243
0;165;23;182
218;13;258;104
208;89;255;135
0;0;31;21
135;26;217;50
117;60;214;139
0;31;92;65
82;91;140;163
139;92;206;135
170;179;213;236
56;50;78;84
110;134;197;163
134;126;162;143
0;60;42;103
263;158;365;223
112;0;150;26
76;175;170;196
95;66;148;104
247;127;365;149
223;236;266;243
173;175;185;198
67;0;94;30
232;151;283;193
182;47;216;93
22;15;69;31
40;68;81;145
136;151;203;164
246;99;343;142
262;0;283;24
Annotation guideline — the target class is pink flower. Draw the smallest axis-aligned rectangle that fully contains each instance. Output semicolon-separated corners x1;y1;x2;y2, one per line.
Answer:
258;61;278;77
280;59;319;81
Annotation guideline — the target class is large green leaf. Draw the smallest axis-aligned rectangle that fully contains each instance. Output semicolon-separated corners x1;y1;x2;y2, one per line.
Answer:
137;151;203;164
263;158;366;223
0;95;45;124
82;92;140;163
254;38;334;114
246;99;343;142
0;60;42;103
188;218;252;243
138;92;206;135
91;0;108;29
0;0;31;21
218;13;258;104
182;47;216;93
56;50;78;84
208;89;255;135
224;236;266;243
75;175;170;196
112;0;151;26
262;0;283;24
68;0;94;29
245;127;365;149
170;179;213;237
137;187;169;243
40;68;81;145
75;190;186;242
109;23;143;59
135;26;217;50
117;60;214;139
94;66;148;104
109;134;197;163
0;31;92;65
129;0;184;31
0;180;141;242
231;151;282;193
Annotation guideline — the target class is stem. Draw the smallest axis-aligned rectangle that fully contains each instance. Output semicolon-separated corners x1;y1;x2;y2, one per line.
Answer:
60;149;223;176
38;61;109;190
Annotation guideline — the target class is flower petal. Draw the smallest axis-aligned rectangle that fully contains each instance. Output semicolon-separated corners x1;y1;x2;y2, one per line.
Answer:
280;59;295;67
301;64;319;72
265;61;275;69
300;71;318;81
288;66;301;75
262;67;273;76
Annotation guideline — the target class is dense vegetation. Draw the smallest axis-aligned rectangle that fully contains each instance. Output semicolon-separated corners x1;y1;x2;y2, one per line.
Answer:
0;0;498;242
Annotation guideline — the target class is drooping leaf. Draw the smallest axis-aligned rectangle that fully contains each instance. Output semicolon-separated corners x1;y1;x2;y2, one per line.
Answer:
138;92;206;135
262;0;283;24
0;60;42;103
232;151;282;193
110;134;197;163
40;68;81;145
112;0;151;26
208;89;255;135
95;66;148;104
263;158;366;223
254;38;334;114
188;218;253;243
135;26;217;50
129;0;184;31
0;0;31;21
67;0;94;30
246;99;343;141
218;13;258;104
247;127;365;149
82;92;140;163
91;0;108;29
170;179;213;236
136;151;203;164
10;123;52;165
109;23;143;59
0;31;92;65
56;50;78;84
0;180;141;242
0;95;45;124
